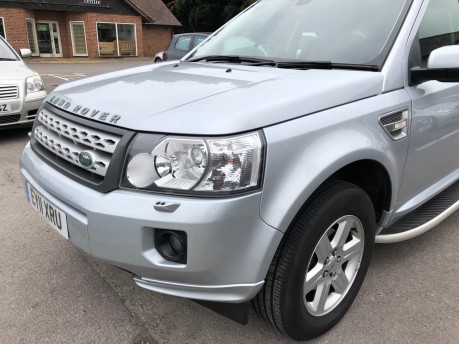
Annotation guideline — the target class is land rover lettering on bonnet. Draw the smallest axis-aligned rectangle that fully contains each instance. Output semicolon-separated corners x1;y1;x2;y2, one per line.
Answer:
20;0;459;340
48;95;121;124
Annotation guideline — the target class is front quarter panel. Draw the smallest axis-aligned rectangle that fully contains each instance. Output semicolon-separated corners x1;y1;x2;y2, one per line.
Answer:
260;89;412;232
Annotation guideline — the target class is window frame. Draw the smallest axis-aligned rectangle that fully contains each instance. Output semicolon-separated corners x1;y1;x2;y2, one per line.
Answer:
25;18;39;56
408;0;459;70
0;17;6;40
96;21;138;57
69;21;88;57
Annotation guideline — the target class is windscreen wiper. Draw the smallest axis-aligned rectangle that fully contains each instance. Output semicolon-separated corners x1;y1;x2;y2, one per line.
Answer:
188;55;276;66
0;58;17;61
187;56;379;71
275;61;379;71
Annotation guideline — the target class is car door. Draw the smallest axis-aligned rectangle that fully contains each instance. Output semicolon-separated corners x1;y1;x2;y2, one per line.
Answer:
398;0;459;206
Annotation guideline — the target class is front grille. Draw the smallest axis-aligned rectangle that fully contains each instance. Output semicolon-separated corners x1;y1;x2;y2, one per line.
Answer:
34;109;122;177
0;85;19;100
0;114;20;124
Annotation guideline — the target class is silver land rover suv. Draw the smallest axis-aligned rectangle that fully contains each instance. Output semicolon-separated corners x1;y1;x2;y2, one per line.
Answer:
19;0;459;340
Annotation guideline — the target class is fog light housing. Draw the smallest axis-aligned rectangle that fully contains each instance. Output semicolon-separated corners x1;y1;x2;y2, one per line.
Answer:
155;229;188;264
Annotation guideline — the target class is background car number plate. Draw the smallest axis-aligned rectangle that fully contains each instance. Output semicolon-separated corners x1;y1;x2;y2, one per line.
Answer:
0;104;12;112
26;182;69;239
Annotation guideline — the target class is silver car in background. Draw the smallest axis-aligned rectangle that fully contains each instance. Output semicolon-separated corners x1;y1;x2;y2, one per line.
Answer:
154;33;209;62
0;36;46;129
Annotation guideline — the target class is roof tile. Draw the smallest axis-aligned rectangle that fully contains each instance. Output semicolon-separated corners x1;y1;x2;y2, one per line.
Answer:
125;0;181;26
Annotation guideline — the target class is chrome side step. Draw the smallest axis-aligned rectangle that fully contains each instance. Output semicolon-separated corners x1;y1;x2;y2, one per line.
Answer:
376;181;459;243
376;199;459;243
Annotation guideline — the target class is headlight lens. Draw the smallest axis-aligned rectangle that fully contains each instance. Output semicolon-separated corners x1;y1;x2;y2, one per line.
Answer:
123;131;264;195
26;76;45;93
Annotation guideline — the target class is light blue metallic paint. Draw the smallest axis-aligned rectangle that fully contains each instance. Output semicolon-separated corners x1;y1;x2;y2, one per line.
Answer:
260;89;412;232
20;142;282;301
18;0;459;303
48;64;384;135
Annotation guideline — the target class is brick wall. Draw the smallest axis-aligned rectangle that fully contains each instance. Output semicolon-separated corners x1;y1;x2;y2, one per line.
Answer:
0;8;35;52
143;25;174;57
0;7;172;58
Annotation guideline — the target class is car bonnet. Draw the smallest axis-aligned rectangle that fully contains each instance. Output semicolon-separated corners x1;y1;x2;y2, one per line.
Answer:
46;62;384;135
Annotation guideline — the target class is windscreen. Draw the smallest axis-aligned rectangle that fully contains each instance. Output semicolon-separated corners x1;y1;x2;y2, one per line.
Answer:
0;37;19;61
189;0;411;67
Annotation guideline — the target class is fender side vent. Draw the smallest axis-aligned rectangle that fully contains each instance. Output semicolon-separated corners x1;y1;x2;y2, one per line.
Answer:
379;109;409;140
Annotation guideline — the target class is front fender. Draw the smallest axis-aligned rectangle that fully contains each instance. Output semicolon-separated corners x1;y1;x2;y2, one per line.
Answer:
260;89;411;232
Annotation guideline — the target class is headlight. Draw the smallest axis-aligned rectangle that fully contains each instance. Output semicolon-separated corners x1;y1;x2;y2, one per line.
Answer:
123;131;264;195
26;76;45;93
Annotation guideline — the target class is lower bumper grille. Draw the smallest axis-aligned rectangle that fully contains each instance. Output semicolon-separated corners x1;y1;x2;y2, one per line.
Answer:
0;114;20;125
28;110;38;120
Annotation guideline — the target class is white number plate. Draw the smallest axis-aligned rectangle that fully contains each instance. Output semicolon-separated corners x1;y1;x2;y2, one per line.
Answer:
26;182;69;239
0;104;12;112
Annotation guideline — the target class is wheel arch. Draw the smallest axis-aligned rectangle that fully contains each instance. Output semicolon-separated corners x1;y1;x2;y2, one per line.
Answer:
259;90;410;233
330;160;392;223
260;150;399;234
284;159;392;235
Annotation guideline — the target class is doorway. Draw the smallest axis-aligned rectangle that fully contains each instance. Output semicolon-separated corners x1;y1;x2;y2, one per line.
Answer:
36;21;62;57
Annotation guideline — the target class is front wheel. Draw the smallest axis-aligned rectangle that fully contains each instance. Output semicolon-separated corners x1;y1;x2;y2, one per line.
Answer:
253;181;376;340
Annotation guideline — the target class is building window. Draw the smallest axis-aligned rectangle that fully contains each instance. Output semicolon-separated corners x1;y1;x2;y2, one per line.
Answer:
0;17;6;39
26;19;39;56
97;22;137;56
70;21;88;56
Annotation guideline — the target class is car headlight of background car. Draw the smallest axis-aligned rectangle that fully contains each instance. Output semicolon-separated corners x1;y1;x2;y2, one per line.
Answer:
123;131;264;195
26;76;45;93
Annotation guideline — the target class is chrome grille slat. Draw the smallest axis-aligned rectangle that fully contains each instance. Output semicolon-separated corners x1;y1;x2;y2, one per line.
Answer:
38;110;120;154
0;85;19;100
34;110;122;178
34;126;111;176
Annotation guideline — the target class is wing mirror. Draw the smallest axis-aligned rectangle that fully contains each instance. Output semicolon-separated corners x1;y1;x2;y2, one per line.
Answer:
410;45;459;85
20;48;32;58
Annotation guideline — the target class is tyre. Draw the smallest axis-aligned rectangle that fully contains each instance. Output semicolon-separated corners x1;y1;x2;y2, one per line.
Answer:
253;181;376;340
154;57;162;63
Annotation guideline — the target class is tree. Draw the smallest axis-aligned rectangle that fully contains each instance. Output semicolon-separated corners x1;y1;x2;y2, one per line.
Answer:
165;0;257;33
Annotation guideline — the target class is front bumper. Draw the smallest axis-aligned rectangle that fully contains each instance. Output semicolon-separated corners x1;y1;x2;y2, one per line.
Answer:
20;142;283;302
0;91;46;129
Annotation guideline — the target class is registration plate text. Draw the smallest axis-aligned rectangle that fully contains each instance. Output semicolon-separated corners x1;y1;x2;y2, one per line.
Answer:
27;182;69;239
0;104;11;112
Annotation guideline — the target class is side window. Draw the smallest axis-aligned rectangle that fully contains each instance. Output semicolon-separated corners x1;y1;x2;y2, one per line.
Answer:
418;0;459;67
175;36;192;52
192;36;206;49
